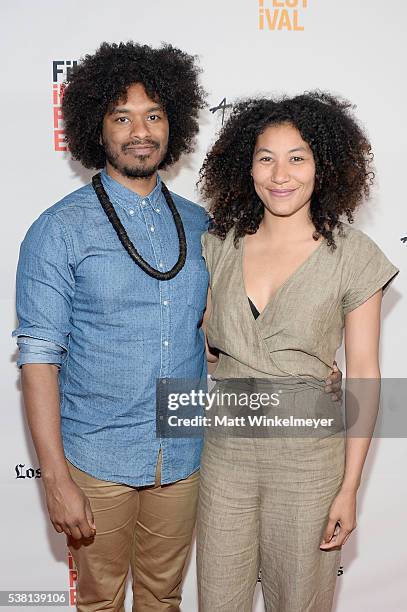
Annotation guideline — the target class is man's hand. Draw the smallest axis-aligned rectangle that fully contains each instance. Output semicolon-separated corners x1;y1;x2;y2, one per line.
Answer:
324;361;343;402
44;476;96;540
20;364;96;541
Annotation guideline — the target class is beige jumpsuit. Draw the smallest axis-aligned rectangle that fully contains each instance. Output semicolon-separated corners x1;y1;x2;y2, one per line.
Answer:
197;223;398;612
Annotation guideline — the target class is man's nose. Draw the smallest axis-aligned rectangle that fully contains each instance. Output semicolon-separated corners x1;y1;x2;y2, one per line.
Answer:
129;117;150;140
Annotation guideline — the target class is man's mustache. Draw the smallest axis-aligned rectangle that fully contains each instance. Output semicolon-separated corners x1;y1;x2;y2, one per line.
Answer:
122;140;160;151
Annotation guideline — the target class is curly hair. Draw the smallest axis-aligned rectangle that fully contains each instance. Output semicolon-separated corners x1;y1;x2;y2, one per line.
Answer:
199;91;374;248
62;41;206;169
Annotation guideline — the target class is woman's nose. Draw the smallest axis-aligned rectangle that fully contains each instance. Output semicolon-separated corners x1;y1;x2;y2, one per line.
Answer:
271;162;290;184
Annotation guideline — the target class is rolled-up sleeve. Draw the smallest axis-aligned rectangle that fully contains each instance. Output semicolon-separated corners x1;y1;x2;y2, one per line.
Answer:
17;337;66;368
12;212;76;364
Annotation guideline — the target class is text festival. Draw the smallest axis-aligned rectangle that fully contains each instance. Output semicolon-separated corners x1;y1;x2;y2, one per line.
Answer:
68;551;78;606
52;60;77;152
259;0;308;31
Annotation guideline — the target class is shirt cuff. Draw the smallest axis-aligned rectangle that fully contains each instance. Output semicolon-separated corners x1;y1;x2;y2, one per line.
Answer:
16;337;66;368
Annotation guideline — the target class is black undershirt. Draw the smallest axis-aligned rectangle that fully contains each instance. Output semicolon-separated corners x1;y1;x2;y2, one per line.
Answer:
248;297;260;320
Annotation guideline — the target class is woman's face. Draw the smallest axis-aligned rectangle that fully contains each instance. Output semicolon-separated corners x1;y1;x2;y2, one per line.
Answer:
251;123;316;218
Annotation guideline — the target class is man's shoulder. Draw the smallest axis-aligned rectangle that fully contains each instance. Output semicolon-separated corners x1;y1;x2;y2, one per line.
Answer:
170;191;209;226
22;183;98;247
18;184;89;248
43;183;97;218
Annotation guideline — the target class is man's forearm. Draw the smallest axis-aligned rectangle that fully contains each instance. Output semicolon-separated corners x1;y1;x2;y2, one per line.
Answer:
21;364;71;485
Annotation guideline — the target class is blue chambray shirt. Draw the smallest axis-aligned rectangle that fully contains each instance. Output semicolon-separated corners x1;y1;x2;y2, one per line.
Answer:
13;170;209;486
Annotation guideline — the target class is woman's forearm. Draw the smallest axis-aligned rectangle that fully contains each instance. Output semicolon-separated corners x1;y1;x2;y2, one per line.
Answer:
341;438;372;493
341;366;381;493
342;290;382;493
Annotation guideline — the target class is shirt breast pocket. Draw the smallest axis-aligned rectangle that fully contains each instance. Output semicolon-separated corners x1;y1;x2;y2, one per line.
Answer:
179;257;209;319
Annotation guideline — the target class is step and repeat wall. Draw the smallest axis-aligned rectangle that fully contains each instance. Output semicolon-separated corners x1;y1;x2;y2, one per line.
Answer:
1;1;406;610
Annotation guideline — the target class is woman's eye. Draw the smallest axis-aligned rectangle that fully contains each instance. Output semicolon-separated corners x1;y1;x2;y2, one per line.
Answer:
259;156;272;162
291;156;304;162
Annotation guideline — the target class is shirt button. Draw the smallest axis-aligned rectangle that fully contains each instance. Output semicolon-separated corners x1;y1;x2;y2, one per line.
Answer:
150;226;155;232
163;340;169;347
163;300;168;306
159;261;164;268
141;200;146;207
129;209;135;216
156;208;160;213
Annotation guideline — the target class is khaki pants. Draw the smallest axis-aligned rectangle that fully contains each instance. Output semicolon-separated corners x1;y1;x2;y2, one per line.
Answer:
197;435;345;612
67;451;199;612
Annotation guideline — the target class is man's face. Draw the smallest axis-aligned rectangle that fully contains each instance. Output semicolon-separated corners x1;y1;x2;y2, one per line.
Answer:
101;83;169;179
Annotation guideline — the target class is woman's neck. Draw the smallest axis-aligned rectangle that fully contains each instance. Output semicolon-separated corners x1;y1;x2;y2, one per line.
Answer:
259;205;317;244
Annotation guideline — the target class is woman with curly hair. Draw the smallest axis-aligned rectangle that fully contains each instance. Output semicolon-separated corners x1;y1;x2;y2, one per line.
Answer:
197;92;398;611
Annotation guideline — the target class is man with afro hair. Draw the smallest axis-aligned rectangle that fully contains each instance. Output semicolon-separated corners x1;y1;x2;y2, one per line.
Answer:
13;41;209;611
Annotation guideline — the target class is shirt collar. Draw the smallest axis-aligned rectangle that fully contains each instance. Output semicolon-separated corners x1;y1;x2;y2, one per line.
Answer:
99;168;163;212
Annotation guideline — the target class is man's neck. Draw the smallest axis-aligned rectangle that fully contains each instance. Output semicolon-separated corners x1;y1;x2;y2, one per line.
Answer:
105;164;158;197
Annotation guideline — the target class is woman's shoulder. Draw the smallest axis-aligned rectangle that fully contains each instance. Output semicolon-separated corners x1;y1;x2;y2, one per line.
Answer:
201;227;236;254
336;221;398;285
201;227;238;272
334;222;384;255
336;223;399;313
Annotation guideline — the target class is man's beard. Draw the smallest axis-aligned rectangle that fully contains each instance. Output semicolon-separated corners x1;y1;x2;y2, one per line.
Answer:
103;138;166;179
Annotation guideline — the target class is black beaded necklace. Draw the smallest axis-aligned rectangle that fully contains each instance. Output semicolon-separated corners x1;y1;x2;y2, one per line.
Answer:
92;172;187;280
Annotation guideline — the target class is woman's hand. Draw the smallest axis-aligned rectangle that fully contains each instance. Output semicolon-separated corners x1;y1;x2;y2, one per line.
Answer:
320;488;357;550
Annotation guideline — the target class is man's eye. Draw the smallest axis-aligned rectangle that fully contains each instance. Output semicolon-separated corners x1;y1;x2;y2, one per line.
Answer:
116;116;129;123
148;114;160;121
